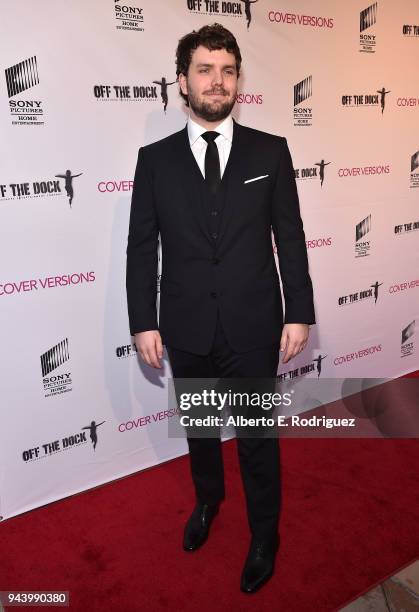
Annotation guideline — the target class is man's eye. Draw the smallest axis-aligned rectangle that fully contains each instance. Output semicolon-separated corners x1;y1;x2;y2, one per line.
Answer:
199;69;209;73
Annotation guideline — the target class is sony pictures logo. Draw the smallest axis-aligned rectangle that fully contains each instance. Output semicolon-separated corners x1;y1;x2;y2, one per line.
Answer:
359;2;378;53
355;214;371;258
410;151;419;188
4;55;44;126
41;338;72;398
401;321;415;358
114;0;144;32
293;75;312;127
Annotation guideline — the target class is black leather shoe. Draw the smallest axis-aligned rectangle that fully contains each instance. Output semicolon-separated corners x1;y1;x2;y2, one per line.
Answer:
240;534;280;593
183;502;220;552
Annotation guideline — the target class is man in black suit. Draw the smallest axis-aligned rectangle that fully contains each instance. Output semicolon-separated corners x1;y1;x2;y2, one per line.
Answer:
126;23;315;593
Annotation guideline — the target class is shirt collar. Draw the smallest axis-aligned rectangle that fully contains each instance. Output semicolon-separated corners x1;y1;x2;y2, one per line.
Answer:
187;114;233;146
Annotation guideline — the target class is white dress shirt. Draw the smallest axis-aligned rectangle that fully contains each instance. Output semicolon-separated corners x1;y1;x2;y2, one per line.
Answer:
187;114;233;179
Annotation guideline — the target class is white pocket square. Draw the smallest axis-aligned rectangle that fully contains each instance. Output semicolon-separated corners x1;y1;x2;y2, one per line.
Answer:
244;174;269;184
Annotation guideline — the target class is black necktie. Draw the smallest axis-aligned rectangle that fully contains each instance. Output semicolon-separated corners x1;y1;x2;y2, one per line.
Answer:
201;131;221;194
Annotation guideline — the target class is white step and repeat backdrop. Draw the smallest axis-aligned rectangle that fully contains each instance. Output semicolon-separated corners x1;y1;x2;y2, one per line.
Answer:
0;0;418;520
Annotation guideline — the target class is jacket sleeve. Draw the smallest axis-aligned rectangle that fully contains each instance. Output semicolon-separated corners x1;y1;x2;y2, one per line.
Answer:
126;147;159;335
271;137;316;325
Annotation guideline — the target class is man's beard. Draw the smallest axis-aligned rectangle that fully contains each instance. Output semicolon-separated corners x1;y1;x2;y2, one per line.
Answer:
187;86;236;122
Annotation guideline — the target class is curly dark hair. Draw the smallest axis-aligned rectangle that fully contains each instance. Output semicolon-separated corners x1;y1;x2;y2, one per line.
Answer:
175;23;242;106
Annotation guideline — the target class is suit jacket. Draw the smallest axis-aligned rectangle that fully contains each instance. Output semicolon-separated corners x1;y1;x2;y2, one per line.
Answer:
126;119;315;355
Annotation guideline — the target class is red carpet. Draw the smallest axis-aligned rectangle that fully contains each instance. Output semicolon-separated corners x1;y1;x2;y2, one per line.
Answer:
1;437;419;611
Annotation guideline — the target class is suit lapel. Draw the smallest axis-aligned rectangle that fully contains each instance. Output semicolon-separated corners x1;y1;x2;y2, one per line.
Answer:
171;126;214;245
216;119;247;246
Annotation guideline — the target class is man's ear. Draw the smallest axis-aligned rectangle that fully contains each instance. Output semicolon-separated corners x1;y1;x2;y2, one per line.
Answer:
178;73;188;96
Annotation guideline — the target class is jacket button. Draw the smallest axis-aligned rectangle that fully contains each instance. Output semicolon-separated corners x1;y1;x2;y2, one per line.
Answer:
211;210;218;216
212;257;220;265
210;291;217;298
211;232;218;239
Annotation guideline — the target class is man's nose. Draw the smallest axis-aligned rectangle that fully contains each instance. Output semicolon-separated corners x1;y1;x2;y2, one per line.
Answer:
211;70;224;87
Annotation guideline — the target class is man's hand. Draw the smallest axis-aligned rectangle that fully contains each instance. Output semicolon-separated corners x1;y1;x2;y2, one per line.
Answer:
280;323;310;364
134;330;163;369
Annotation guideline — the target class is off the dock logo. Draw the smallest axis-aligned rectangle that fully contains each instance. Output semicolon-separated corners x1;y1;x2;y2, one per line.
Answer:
394;220;419;235
277;353;327;380
355;214;371;258
0;168;83;208
114;0;144;32
293;75;312;127
341;86;390;114
402;24;419;37
186;0;259;30
338;281;382;307
21;418;106;462
295;158;331;186
41;338;72;398
93;83;158;103
359;2;377;53
5;55;44;126
115;342;137;358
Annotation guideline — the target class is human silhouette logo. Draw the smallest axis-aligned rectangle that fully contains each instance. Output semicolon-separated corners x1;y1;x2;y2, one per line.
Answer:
376;87;390;114
55;169;83;208
152;77;176;113
313;354;327;378
81;420;105;451
371;281;382;303
314;159;331;187
240;0;258;29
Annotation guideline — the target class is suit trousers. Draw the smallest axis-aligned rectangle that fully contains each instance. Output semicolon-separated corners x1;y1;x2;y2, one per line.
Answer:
166;309;282;540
